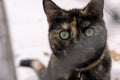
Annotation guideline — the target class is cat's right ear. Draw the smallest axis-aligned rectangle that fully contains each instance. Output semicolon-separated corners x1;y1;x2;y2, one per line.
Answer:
43;0;67;24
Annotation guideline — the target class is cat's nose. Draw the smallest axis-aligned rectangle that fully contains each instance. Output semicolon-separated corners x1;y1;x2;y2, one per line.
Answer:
74;41;83;48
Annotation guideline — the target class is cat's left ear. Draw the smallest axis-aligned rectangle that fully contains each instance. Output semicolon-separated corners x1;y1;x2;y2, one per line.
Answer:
81;0;104;18
43;0;67;24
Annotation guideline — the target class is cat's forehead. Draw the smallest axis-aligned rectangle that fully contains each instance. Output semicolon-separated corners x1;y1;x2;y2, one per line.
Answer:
52;9;93;30
61;23;70;29
69;9;81;18
60;11;91;29
59;17;77;30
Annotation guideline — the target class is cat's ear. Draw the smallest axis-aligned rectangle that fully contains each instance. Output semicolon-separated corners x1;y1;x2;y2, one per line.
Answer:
81;0;104;18
43;0;67;24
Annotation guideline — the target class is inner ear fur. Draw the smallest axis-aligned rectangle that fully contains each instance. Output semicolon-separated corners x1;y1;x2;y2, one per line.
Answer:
81;0;104;18
43;0;67;24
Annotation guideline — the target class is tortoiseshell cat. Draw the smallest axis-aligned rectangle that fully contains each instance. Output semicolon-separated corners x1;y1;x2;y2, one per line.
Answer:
20;0;111;80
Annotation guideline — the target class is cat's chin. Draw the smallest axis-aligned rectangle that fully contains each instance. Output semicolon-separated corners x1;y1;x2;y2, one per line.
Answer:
74;50;105;71
53;44;105;71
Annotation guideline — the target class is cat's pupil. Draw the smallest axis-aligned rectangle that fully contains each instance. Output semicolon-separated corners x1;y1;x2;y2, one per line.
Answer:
59;30;70;40
85;28;95;37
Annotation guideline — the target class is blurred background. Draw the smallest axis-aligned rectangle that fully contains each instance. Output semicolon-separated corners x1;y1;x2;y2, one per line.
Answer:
2;0;120;80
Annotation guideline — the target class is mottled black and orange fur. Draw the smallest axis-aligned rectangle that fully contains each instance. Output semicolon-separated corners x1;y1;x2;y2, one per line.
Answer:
20;0;111;80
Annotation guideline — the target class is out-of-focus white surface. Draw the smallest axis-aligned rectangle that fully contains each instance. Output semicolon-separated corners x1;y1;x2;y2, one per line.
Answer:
4;0;120;80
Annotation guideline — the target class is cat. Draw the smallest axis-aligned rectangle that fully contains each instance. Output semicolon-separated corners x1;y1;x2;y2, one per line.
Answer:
20;0;111;80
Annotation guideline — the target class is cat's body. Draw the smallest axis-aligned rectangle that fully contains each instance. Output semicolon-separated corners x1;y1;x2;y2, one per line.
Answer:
20;0;111;80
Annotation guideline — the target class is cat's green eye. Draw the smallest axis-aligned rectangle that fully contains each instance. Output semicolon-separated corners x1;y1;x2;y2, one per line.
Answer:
85;28;95;37
59;30;70;40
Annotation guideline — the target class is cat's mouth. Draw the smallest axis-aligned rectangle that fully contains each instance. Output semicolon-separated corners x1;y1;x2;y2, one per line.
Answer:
53;41;105;70
59;47;105;71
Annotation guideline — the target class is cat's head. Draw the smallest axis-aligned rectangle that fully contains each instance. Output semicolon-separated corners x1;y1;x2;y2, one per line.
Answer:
43;0;107;68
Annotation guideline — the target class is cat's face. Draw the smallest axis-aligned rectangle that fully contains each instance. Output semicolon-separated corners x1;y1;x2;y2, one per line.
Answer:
43;0;106;68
